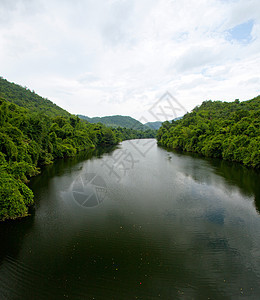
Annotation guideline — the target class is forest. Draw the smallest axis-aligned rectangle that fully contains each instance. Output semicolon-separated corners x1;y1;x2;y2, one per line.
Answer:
0;78;155;221
157;96;260;169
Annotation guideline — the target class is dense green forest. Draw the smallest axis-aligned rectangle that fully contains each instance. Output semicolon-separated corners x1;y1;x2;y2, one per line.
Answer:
0;77;156;221
157;96;260;169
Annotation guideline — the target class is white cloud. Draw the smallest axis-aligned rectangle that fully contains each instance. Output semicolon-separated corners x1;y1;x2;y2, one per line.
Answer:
0;0;259;121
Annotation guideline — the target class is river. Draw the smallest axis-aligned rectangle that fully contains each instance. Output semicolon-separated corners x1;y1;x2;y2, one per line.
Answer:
0;139;260;299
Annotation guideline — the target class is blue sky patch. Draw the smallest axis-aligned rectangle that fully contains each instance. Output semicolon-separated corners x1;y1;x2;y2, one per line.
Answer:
227;19;254;43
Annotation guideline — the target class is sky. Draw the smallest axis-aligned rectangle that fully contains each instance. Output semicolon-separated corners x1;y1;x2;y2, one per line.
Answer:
0;0;259;122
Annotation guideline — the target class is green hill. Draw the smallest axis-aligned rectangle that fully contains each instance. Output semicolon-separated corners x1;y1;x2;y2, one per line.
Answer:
0;77;70;118
78;114;150;131
157;96;260;168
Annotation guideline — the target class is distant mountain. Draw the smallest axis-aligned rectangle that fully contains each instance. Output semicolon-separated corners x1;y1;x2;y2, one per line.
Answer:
78;114;185;131
145;117;184;130
0;77;70;117
78;115;151;131
145;121;162;130
173;116;183;122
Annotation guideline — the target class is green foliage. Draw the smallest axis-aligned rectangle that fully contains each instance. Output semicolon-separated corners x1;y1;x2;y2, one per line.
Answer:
157;96;260;169
0;171;34;221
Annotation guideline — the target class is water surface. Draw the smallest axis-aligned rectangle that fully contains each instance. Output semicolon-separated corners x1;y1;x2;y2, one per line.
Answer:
0;139;259;299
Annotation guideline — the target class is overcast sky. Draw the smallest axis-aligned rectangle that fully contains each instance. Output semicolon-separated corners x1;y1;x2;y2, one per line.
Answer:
0;0;259;122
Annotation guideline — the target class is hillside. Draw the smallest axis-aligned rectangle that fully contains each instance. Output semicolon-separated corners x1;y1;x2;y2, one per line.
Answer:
157;96;260;168
0;77;70;118
78;114;150;131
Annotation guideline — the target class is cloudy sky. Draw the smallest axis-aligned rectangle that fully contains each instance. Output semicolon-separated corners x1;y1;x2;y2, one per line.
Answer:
0;0;259;122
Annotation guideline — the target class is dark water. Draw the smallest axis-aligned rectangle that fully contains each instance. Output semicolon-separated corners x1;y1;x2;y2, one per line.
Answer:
0;139;260;300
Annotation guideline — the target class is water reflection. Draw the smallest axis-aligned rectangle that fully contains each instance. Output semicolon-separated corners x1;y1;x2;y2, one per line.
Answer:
162;146;260;214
